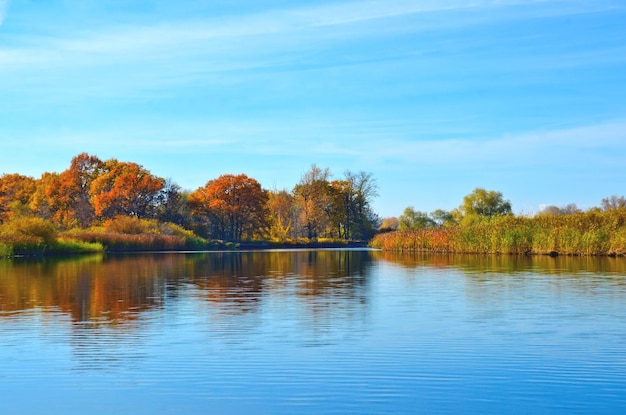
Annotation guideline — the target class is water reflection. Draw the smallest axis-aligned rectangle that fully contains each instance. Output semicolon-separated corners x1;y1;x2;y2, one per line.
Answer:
2;250;626;414
3;251;625;329
379;251;626;276
378;252;626;336
0;250;373;326
0;250;375;371
0;254;165;326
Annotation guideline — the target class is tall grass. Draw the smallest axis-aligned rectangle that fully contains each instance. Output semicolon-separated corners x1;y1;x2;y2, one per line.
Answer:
67;216;208;251
69;231;196;251
0;216;206;258
0;219;104;257
50;239;105;255
0;217;56;257
370;210;626;256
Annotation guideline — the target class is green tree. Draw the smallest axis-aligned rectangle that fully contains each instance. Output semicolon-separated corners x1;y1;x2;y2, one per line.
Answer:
430;209;455;227
325;179;352;239
460;188;512;219
156;179;191;226
343;170;379;240
398;206;435;229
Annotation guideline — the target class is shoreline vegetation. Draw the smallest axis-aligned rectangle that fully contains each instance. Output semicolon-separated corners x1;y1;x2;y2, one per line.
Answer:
1;153;379;259
5;207;626;258
370;209;626;257
0;215;368;259
2;153;626;259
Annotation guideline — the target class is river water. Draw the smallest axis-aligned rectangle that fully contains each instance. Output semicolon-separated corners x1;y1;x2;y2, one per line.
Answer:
1;250;625;414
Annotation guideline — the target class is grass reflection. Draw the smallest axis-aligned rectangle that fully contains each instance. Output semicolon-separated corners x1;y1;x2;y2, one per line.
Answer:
379;251;626;276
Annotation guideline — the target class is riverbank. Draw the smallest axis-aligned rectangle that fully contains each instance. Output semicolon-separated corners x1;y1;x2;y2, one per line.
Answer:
370;210;626;256
1;224;367;259
0;239;368;258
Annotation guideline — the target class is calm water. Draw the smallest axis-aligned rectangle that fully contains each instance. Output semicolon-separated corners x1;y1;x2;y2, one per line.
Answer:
1;250;626;414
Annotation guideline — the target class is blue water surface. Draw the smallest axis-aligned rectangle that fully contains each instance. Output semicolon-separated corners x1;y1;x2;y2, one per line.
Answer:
1;251;625;414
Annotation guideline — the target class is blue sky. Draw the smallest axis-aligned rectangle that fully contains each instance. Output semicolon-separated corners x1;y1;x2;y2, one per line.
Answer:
1;0;625;217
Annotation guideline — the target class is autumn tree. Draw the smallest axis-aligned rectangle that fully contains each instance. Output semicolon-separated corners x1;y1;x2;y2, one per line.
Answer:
0;173;37;222
293;165;332;239
189;174;268;240
266;189;296;240
90;160;165;219
378;217;398;233
325;172;379;240
38;153;105;228
29;172;58;221
291;166;379;240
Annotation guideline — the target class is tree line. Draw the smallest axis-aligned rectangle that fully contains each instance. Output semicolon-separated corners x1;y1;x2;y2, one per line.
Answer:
0;153;379;242
373;188;626;256
379;187;626;232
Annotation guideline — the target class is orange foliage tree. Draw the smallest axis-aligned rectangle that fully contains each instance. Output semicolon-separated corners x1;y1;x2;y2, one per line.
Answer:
1;153;379;242
90;160;165;219
189;174;268;240
36;153;105;228
29;172;58;223
0;173;37;222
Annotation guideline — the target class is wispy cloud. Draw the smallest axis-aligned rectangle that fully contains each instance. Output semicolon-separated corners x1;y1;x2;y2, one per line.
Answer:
294;0;556;27
374;119;626;165
0;0;8;26
3;0;618;69
12;114;626;167
1;0;621;108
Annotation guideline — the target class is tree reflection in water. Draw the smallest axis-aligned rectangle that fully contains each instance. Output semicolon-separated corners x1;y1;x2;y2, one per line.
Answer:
0;250;376;369
0;250;374;327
